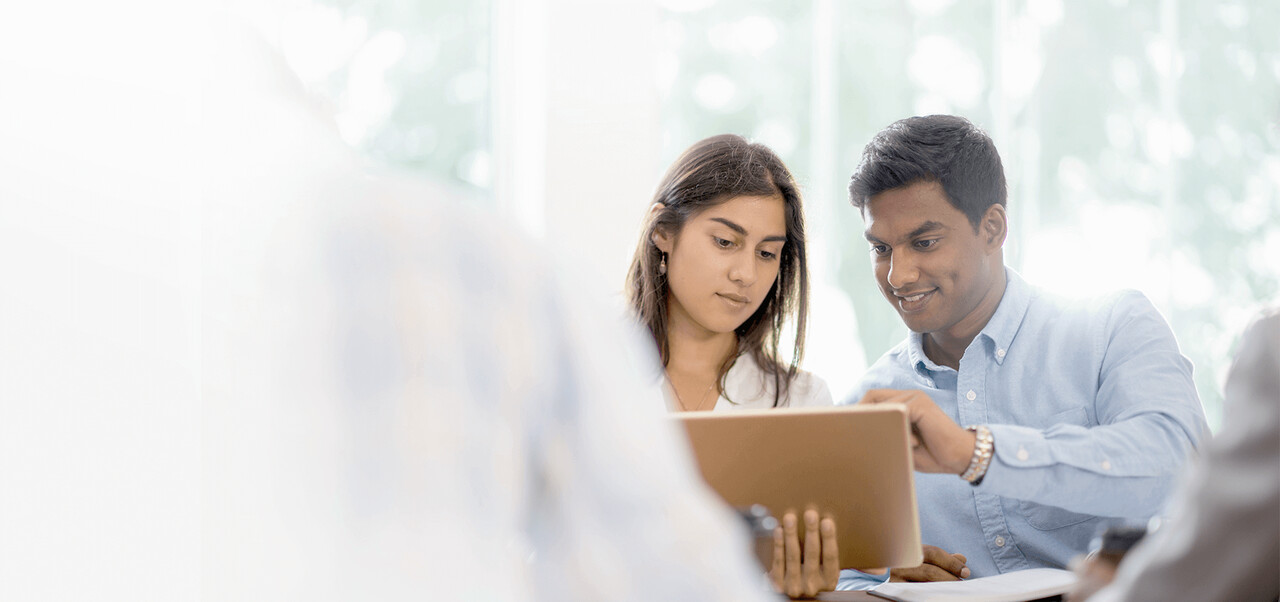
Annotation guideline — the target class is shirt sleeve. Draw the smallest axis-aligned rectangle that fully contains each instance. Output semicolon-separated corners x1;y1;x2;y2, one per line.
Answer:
1087;310;1280;602
800;372;835;407
976;291;1210;518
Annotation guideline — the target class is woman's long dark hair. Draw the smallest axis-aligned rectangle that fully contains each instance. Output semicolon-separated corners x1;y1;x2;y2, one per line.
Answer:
625;134;810;407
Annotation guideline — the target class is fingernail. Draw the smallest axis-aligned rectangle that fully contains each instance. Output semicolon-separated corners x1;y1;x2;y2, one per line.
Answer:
961;568;971;579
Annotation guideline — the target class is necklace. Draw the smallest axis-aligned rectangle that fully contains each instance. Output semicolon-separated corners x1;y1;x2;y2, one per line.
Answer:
670;377;718;412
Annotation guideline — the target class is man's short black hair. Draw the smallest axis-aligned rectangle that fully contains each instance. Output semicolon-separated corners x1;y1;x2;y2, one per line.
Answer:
848;115;1007;231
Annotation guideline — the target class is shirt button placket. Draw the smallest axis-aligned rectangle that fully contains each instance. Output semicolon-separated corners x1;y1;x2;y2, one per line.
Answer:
962;352;1023;570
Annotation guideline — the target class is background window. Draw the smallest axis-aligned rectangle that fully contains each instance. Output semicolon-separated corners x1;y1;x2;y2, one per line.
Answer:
280;0;1278;429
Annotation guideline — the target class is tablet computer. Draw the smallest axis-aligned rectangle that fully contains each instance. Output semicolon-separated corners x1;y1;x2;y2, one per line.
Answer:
676;404;922;570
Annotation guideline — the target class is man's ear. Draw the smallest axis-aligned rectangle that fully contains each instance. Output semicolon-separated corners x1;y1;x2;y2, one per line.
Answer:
982;204;1007;252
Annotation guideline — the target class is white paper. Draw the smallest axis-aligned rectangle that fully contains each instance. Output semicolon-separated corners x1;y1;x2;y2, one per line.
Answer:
870;568;1078;602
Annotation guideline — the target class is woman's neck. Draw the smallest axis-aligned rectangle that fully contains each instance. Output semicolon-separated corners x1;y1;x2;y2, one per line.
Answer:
662;303;737;412
665;317;738;378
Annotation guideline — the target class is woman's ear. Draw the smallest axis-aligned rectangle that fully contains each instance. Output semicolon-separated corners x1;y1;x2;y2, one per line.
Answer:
652;226;674;254
649;203;675;253
982;204;1008;252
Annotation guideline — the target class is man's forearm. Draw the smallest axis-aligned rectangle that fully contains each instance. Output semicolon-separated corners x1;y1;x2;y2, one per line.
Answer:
974;414;1199;517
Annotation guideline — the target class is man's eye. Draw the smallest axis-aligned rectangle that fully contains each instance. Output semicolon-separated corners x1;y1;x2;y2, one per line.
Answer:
871;244;889;256
915;239;938;249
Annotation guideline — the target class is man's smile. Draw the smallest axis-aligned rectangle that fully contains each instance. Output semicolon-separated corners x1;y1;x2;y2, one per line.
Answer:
893;288;937;312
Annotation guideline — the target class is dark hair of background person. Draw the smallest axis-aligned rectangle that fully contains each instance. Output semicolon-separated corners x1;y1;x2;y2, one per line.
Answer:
848;114;1008;231
626;134;810;407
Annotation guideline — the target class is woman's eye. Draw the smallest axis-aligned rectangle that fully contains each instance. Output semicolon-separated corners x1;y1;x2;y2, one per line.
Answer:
713;237;733;248
758;249;777;260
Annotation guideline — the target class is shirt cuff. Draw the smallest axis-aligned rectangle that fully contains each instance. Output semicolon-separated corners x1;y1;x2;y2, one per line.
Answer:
971;423;1051;498
837;568;891;591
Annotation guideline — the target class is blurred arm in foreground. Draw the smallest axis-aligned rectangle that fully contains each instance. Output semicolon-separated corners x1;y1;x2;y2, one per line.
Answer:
202;15;773;602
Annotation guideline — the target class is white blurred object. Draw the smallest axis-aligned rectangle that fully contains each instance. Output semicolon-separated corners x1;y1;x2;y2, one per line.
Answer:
202;12;773;602
0;3;774;599
0;2;200;599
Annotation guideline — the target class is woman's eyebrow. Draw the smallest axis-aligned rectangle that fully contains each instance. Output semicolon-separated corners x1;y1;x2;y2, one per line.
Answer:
710;217;785;243
709;217;746;235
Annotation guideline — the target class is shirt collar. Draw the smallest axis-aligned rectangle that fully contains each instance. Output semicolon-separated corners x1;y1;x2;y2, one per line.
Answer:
906;267;1032;376
906;331;943;377
980;267;1032;365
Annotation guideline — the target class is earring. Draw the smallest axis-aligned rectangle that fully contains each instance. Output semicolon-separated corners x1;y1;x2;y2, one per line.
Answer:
658;253;667;275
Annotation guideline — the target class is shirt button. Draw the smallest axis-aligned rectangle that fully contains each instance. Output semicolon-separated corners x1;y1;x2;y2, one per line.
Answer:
1101;460;1112;471
995;536;1006;547
966;390;976;401
1017;447;1029;461
996;348;1006;359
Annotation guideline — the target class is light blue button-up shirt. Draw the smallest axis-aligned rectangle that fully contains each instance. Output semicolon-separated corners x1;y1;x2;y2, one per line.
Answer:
842;269;1208;579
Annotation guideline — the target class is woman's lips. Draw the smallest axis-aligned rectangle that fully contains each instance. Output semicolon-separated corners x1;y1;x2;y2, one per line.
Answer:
717;292;750;307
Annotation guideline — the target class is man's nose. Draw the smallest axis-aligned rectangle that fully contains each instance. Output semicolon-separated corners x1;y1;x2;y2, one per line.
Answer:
886;251;918;291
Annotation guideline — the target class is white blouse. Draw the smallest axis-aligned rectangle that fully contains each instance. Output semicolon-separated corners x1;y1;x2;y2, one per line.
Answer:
663;352;834;412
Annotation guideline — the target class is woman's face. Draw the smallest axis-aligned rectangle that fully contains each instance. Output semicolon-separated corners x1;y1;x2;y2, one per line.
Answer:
655;194;788;337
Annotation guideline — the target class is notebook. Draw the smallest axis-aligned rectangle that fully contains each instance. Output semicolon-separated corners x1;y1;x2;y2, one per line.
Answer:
869;567;1078;602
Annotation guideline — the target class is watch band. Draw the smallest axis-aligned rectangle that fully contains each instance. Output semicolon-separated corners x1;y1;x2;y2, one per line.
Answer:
961;424;994;485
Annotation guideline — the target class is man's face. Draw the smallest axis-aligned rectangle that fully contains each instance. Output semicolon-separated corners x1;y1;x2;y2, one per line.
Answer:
863;180;1000;337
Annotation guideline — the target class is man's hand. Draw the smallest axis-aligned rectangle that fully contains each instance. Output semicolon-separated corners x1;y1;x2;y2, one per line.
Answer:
858;389;976;474
889;545;971;582
769;509;839;598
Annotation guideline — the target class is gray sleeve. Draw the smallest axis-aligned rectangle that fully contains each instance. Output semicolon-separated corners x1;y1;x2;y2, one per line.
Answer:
1089;310;1280;602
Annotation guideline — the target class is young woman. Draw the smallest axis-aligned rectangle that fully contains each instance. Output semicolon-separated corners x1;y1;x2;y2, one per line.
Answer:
625;134;844;597
626;134;832;413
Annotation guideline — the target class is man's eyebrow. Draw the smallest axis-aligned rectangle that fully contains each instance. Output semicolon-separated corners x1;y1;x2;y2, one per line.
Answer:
864;220;947;244
709;217;746;235
907;221;947;239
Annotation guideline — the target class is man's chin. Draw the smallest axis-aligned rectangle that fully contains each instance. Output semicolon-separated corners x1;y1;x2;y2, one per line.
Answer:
898;314;937;334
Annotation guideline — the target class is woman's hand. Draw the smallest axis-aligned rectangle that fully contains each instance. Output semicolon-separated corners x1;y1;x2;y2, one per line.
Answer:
889;544;970;582
769;509;839;598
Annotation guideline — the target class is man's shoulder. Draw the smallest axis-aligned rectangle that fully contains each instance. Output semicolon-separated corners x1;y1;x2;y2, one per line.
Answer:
1025;284;1164;336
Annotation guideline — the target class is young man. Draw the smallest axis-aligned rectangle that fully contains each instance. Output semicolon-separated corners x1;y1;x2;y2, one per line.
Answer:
845;115;1209;580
